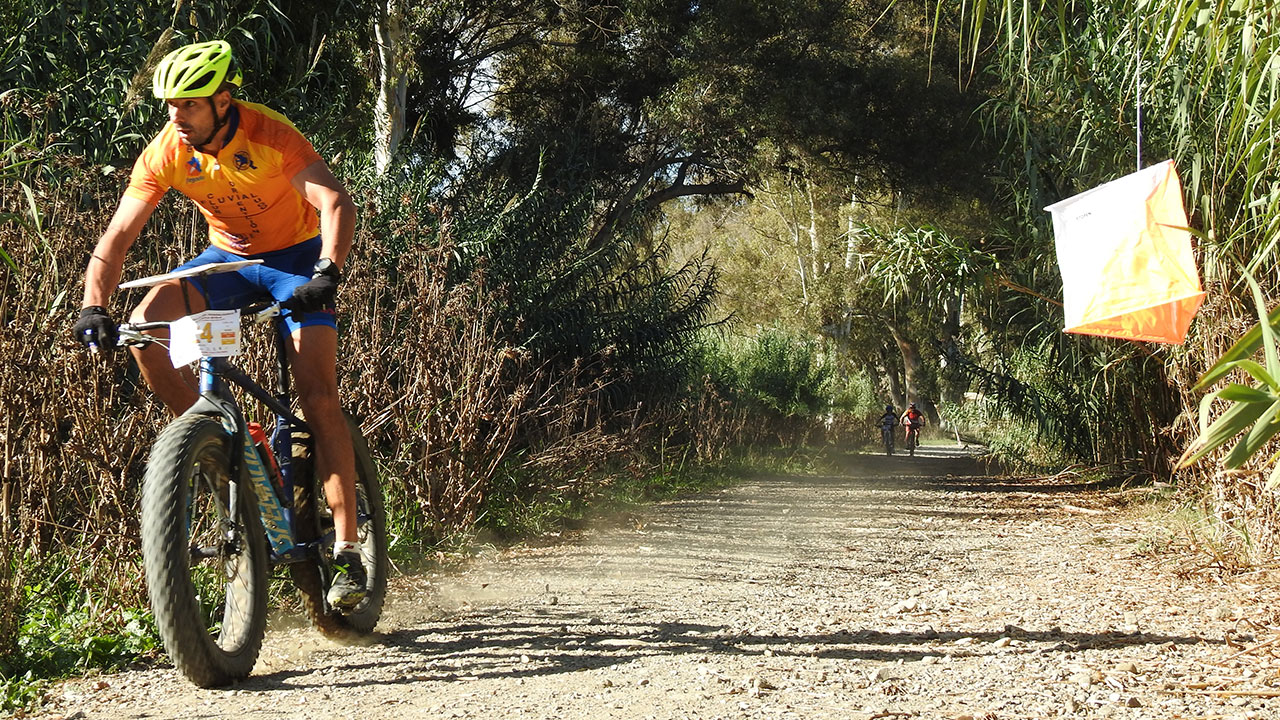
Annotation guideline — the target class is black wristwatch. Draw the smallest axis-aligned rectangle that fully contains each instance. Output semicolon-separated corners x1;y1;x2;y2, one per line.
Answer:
313;257;341;280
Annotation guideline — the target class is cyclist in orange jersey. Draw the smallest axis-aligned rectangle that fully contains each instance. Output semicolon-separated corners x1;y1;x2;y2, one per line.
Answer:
73;40;366;608
900;402;926;455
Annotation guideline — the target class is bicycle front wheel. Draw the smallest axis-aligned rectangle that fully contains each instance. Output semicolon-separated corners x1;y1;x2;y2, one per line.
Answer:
141;415;269;687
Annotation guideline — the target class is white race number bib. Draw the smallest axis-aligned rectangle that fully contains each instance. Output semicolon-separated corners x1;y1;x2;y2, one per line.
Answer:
169;310;242;367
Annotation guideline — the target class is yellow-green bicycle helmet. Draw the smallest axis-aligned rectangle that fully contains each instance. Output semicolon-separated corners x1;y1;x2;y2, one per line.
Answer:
152;40;242;99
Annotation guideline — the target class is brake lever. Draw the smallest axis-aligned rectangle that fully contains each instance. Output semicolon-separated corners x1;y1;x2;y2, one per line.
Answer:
114;324;166;349
253;303;283;324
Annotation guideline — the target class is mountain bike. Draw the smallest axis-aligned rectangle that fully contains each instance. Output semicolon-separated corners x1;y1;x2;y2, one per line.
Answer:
111;260;388;687
903;422;922;456
880;425;895;455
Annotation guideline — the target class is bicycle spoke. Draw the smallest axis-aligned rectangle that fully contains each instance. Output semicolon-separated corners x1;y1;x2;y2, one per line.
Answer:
181;455;249;642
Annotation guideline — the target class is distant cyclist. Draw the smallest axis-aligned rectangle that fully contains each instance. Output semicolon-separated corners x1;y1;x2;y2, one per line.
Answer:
900;403;925;455
878;405;897;455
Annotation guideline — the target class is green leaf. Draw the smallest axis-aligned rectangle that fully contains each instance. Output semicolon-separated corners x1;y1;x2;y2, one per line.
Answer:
1244;271;1280;381
1225;399;1280;468
19;182;41;234
1228;359;1280;389
1198;390;1218;436
1196;313;1280;390
1179;392;1272;468
1218;383;1276;403
46;289;67;319
1266;460;1280;491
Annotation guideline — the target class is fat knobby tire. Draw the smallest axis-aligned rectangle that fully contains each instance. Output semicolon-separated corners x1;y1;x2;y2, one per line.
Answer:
289;412;389;637
140;414;269;687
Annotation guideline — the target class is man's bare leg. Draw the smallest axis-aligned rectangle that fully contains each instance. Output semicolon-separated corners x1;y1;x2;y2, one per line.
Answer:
288;325;358;544
130;280;204;415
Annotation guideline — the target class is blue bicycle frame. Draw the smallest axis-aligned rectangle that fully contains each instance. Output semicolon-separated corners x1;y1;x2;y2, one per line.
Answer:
182;317;327;567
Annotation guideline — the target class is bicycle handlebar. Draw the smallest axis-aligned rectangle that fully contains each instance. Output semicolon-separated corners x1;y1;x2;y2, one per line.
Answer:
129;321;172;332
107;302;289;350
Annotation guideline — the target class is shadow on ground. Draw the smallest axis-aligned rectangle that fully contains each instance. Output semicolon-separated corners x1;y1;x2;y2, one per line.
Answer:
234;610;1217;692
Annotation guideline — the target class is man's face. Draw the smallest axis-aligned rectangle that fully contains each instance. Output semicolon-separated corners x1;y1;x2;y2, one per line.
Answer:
165;91;229;147
166;97;213;147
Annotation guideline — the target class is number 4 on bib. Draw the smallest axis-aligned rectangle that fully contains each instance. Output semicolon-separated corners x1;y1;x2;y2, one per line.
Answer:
169;310;242;367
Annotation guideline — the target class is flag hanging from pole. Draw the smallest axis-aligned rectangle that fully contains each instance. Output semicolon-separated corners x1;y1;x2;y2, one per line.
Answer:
1044;159;1204;344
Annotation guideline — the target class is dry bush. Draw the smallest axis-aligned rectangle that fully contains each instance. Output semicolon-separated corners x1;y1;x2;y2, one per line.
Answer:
1205;471;1280;563
339;238;531;533
687;377;752;462
516;358;648;477
337;226;664;540
681;374;831;462
0;171;180;662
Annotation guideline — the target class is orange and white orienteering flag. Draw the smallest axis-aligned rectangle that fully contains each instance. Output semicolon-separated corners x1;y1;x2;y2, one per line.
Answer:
1044;159;1204;344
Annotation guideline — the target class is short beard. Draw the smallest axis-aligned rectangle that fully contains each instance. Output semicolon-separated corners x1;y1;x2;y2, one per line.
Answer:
191;98;226;151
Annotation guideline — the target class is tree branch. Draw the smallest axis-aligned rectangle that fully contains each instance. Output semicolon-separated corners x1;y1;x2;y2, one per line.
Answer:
640;179;752;209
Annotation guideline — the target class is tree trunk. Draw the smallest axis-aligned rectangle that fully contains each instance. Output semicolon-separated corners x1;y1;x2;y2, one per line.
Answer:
939;292;963;403
884;318;938;424
806;179;821;284
374;0;408;175
877;343;904;409
845;188;859;270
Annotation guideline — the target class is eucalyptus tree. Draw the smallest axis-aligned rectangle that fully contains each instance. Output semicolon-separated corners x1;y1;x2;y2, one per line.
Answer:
372;0;408;174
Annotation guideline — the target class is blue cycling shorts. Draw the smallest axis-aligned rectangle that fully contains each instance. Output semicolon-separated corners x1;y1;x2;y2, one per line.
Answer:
172;236;337;336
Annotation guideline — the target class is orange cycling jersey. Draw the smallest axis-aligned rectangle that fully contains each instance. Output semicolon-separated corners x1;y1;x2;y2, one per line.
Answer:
125;101;323;255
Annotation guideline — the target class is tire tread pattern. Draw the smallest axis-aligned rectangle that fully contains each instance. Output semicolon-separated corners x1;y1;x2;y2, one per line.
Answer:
141;415;268;687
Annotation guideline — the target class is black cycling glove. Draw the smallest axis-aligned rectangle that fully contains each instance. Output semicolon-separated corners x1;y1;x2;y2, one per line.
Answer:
73;305;118;351
288;273;339;313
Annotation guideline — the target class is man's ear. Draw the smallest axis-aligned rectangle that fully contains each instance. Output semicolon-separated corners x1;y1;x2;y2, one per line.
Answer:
214;89;233;114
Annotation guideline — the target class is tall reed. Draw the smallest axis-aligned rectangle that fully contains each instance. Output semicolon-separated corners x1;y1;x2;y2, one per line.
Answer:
950;0;1280;546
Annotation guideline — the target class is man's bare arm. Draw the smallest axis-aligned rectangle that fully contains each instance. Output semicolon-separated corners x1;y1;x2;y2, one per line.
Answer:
291;160;355;268
82;195;157;307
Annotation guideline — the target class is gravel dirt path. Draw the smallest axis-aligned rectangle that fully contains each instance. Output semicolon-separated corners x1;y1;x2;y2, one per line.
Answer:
30;445;1280;720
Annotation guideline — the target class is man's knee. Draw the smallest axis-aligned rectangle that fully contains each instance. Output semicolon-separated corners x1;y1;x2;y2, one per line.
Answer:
130;280;203;323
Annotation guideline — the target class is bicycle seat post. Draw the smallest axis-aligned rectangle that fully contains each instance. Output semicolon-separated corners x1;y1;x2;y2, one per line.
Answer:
272;315;292;401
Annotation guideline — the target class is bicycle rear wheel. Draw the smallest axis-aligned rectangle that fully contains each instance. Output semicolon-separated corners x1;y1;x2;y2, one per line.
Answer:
140;415;268;687
289;412;388;636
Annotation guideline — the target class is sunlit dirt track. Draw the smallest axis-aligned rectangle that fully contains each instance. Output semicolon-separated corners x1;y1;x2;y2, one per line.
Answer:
33;445;1280;720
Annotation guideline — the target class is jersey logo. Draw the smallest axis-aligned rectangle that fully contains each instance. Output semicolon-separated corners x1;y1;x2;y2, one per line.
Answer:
186;156;202;177
233;151;258;171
